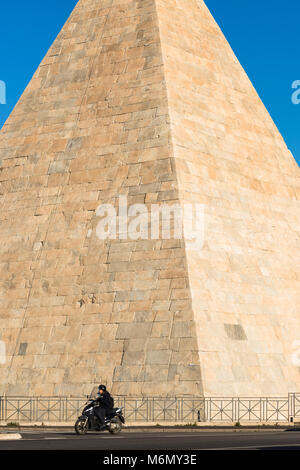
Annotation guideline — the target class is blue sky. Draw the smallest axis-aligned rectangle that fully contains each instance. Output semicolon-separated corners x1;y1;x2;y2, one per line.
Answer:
0;0;299;166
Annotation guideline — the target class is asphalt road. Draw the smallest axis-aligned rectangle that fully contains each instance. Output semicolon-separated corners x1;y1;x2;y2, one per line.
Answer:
1;429;300;451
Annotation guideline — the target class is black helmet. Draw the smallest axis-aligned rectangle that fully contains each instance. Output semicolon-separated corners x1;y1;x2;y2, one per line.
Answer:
98;384;106;391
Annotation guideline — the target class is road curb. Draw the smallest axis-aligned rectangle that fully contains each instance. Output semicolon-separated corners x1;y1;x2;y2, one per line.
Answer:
0;426;291;433
0;433;22;440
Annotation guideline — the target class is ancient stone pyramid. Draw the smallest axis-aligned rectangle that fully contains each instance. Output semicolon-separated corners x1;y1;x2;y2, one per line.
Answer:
0;0;299;398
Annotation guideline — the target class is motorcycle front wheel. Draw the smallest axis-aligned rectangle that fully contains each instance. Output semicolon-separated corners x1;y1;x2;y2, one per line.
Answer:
75;418;88;435
108;416;122;435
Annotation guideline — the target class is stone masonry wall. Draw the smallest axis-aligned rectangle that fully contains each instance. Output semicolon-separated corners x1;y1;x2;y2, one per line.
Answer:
156;0;300;395
0;0;203;397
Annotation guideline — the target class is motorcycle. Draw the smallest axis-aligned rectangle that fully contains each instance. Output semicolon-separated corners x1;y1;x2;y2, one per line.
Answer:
75;398;125;435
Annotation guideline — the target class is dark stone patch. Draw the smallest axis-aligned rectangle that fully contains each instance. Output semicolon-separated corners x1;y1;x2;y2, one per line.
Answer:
66;137;82;152
224;324;247;341
18;343;28;356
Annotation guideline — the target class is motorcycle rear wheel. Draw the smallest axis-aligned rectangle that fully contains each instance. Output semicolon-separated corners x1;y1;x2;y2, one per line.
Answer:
75;418;88;435
108;416;122;435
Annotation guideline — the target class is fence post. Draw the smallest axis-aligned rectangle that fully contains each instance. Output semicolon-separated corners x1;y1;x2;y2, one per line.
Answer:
177;397;180;422
289;393;295;423
205;398;210;422
150;397;153;422
235;398;239;422
262;397;266;422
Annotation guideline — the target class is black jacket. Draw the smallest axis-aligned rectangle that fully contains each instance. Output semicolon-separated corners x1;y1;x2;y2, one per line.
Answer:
95;391;113;410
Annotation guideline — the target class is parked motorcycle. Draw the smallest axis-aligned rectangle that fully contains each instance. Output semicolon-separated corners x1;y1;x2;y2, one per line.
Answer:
75;398;125;435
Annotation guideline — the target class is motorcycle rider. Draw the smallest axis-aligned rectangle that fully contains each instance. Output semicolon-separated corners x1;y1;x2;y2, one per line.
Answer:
94;384;114;427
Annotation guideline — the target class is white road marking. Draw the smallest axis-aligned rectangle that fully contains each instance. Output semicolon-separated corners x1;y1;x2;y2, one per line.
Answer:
44;437;68;440
20;435;124;440
0;433;22;441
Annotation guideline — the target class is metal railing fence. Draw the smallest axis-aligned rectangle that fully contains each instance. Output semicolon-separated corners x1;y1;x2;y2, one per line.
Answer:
0;394;300;423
